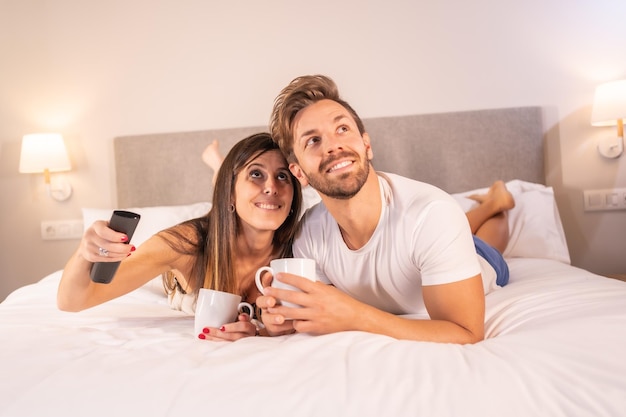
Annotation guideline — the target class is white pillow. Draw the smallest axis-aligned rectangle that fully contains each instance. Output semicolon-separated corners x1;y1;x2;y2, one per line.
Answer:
451;180;570;264
82;202;212;247
301;185;322;213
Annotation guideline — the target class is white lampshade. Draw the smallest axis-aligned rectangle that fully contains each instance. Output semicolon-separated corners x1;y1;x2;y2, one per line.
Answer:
19;133;72;201
591;79;626;127
19;133;71;174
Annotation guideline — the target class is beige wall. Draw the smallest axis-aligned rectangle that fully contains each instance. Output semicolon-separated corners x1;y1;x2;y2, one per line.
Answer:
1;0;625;301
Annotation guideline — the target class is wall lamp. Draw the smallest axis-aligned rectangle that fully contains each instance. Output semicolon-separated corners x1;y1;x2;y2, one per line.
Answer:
19;133;73;201
591;79;626;159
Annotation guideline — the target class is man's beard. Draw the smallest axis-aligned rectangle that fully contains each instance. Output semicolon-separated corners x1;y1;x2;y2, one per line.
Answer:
304;152;370;200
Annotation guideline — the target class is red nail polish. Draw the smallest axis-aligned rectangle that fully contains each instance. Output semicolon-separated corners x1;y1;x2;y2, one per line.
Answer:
198;333;206;339
202;328;210;334
130;245;136;252
220;326;226;332
121;236;128;242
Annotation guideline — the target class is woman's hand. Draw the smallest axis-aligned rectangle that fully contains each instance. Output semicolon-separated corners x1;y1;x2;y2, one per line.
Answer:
78;220;135;263
197;313;258;341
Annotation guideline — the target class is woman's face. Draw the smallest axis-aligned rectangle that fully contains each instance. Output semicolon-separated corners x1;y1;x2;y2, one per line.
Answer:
233;149;294;234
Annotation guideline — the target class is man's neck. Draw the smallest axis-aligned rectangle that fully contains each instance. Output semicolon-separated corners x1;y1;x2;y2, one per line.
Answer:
320;169;382;250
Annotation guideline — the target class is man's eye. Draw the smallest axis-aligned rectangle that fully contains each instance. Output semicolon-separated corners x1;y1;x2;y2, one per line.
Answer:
305;136;320;147
338;125;349;133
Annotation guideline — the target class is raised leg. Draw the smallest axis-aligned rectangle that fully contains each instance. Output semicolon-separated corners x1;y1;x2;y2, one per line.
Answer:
464;180;515;253
202;140;224;185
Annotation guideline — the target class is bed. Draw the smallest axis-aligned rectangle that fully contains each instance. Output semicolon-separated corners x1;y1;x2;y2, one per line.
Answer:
1;107;625;417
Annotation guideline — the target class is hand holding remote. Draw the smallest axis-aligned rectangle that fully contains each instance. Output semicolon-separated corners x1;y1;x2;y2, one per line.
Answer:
89;210;140;284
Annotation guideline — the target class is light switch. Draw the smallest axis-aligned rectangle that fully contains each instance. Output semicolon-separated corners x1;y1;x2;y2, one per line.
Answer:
606;193;619;207
584;188;626;211
589;193;602;207
41;219;84;240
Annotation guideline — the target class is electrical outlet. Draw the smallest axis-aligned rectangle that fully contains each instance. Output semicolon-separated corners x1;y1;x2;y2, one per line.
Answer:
41;219;84;240
583;188;626;212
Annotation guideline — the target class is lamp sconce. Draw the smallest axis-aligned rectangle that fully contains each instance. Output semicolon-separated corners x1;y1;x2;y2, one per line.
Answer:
19;133;73;201
591;79;626;159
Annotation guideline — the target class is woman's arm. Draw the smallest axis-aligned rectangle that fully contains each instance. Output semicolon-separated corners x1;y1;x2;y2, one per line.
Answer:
57;221;184;312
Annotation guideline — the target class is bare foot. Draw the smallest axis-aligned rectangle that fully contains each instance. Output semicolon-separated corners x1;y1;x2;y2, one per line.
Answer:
202;140;223;172
468;180;515;212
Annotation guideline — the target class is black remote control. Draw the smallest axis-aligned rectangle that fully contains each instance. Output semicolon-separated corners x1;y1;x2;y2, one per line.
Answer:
90;210;141;284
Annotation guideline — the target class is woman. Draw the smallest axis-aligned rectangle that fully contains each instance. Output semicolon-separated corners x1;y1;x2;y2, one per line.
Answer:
58;132;303;341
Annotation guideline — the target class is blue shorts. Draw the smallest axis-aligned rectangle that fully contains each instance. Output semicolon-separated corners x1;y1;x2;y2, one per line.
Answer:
473;235;509;287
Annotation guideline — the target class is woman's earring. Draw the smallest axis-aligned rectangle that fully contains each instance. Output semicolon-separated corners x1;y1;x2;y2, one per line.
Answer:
229;204;235;213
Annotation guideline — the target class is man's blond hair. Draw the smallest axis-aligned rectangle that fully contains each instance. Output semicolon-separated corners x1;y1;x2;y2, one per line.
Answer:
269;74;366;162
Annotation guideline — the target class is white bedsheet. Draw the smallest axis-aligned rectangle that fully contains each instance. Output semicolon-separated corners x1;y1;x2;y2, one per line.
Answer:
1;258;625;417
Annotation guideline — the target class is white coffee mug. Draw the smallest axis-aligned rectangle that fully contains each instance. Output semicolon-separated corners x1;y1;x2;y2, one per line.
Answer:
254;258;316;309
194;288;254;336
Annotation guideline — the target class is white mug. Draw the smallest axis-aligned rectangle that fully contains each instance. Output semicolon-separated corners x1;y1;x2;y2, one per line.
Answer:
254;258;316;309
194;288;254;336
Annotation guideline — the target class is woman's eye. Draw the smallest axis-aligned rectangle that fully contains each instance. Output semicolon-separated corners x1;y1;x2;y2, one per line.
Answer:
249;170;262;179
277;172;289;181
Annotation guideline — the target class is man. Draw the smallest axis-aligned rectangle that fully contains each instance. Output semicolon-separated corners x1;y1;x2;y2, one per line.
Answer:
258;74;513;343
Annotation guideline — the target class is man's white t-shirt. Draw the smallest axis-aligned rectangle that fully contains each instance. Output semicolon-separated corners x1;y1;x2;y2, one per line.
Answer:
293;172;496;316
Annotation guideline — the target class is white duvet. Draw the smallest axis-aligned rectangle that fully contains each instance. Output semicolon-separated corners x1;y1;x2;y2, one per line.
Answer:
1;258;625;417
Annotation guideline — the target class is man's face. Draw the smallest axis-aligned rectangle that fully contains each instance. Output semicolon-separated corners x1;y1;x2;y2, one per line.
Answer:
289;99;373;199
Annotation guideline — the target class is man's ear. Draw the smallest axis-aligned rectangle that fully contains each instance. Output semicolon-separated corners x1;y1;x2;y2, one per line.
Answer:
289;163;310;187
363;133;374;161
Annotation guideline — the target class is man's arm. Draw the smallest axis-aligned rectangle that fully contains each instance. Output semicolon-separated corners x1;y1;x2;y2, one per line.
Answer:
258;272;485;344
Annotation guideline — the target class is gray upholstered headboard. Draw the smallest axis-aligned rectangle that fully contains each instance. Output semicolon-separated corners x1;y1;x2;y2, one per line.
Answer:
114;107;543;208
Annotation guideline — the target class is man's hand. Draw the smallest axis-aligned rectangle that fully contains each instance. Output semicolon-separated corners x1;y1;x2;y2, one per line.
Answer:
255;290;297;336
256;272;362;335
